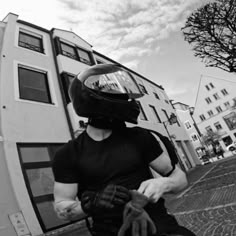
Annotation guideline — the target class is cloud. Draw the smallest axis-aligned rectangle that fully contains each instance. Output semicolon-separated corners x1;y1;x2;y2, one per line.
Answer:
57;0;206;64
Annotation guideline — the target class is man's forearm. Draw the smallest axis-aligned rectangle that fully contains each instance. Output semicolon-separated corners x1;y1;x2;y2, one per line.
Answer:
138;166;188;202
54;199;87;221
161;166;188;194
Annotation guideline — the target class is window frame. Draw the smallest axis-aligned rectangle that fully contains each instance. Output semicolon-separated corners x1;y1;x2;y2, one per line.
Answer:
191;133;198;142
207;110;214;117
199;114;206;121
221;88;228;96
205;126;213;133
136;101;148;121
153;92;160;99
184;121;192;129
216;106;223;113
205;97;212;104
224;101;230;109
60;41;94;66
18;31;44;53
17;143;82;232
138;84;148;94
214;122;222;130
18;65;53;104
213;93;220;100
209;82;214;88
149;104;161;123
61;72;76;104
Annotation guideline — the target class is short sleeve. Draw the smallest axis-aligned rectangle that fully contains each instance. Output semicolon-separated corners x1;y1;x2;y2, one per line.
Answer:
156;134;179;166
134;127;163;163
52;141;79;183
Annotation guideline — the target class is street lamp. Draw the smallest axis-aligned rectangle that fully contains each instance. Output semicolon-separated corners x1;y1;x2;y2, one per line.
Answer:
162;113;186;171
162;113;178;140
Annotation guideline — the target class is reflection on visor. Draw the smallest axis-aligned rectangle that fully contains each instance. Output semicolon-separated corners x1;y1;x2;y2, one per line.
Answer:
84;70;143;99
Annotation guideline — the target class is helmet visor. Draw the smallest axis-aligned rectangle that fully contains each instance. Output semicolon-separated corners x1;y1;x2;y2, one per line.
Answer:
84;70;143;99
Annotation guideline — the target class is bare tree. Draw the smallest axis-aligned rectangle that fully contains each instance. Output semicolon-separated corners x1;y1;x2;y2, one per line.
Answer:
201;130;221;146
182;0;236;73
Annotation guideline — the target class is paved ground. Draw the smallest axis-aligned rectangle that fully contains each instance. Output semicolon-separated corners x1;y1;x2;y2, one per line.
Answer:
51;156;236;236
165;156;236;236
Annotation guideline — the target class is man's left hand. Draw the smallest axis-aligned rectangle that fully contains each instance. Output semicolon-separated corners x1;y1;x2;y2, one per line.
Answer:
137;177;168;203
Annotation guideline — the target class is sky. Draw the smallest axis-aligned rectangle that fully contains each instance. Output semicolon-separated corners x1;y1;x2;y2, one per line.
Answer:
1;0;236;107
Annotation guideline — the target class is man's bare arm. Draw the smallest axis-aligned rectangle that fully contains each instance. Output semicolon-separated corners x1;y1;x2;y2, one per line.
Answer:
138;150;188;203
53;182;86;220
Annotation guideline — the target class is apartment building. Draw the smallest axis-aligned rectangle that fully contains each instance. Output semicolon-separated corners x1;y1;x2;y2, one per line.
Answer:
193;75;236;150
173;102;203;159
0;13;199;236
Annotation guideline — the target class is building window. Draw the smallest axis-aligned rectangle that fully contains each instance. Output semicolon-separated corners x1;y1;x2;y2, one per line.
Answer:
162;109;169;121
205;126;213;133
136;101;148;121
207;110;214;117
205;97;212;104
61;42;77;60
149;105;161;122
61;73;75;103
205;85;210;91
221;89;228;96
184;121;192;129
191;134;198;142
76;48;93;65
209;82;214;88
199;114;206;121
139;84;148;94
224;101;230;109
60;42;93;65
153;92;160;99
213;93;220;100
216;106;223;113
214;122;222;130
18;66;52;104
96;59;104;64
17;144;74;231
223;112;236;130
222;136;233;146
18;31;44;53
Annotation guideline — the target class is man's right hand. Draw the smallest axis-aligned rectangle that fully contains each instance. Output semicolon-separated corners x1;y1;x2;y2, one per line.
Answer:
81;184;131;215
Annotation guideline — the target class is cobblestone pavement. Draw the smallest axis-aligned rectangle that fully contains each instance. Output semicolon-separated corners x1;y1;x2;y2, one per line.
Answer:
166;156;236;236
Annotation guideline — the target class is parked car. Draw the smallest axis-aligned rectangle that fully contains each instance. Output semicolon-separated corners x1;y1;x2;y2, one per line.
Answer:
226;142;236;153
199;152;212;165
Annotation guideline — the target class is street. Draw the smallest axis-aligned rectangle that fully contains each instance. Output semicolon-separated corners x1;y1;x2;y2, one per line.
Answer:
166;156;236;236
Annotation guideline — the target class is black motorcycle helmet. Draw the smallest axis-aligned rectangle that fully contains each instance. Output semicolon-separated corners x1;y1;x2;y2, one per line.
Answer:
68;64;144;125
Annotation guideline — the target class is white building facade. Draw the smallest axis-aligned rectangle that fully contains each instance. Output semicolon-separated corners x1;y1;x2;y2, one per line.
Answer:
0;13;199;236
193;75;236;150
173;102;203;158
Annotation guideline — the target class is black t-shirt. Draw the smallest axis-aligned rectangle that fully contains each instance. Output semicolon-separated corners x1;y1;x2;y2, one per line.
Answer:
52;126;177;232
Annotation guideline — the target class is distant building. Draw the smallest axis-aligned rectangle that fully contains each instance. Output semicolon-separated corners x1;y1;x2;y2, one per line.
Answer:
0;13;199;236
193;75;236;150
173;102;203;158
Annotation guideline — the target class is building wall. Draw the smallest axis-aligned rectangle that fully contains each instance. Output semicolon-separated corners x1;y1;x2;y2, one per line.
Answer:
175;108;202;150
193;75;236;149
0;13;71;236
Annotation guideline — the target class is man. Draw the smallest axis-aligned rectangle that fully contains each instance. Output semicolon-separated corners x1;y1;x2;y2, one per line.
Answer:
52;64;196;236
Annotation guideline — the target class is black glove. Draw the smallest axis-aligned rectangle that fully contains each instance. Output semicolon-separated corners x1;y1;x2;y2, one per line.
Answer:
118;190;157;236
81;184;131;215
